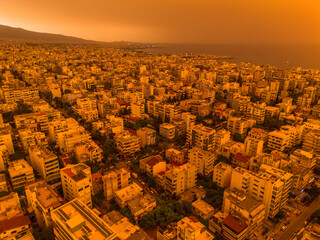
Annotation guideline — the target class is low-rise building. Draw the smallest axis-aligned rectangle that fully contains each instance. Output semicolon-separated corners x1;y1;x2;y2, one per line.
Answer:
115;183;143;208
192;199;215;220
166;148;186;164
128;194;157;221
25;180;64;228
0;192;32;240
139;155;166;177
177;216;214;240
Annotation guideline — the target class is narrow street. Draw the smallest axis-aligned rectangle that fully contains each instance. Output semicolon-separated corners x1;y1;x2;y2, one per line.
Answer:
277;197;320;240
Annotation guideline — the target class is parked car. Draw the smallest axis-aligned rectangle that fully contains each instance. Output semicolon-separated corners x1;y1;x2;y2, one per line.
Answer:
281;226;287;231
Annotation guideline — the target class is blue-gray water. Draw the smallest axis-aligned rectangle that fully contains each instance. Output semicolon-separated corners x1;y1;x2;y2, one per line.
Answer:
141;43;320;70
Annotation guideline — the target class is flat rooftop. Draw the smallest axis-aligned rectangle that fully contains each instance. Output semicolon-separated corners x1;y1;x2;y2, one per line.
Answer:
52;199;116;240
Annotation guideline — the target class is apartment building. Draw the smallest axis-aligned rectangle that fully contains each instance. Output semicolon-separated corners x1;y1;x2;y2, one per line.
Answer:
147;101;181;122
48;117;79;142
223;188;265;239
128;194;156;221
165;163;196;196
187;124;216;152
188;147;215;176
192;199;215;220
246;102;266;124
29;146;60;183
136;127;156;147
280;125;301;148
228;117;253;137
249;153;281;172
289;149;311;166
244;133;264;157
51;199;116;240
115;183;143;208
0;145;9;171
230;165;293;218
267;130;290;152
0;173;8;193
131;102;145;118
181;112;196;131
215;129;231;152
139;155;166;177
102;168;131;201
115;131;141;155
8;159;35;190
166;148;186;164
159;123;176;140
60;163;93;208
302;129;320;153
19;129;36;152
177;216;214;240
0;193;32;240
0;127;13;158
213;162;233;188
56;126;91;154
25;180;64;228
3;87;39;104
74;140;103;163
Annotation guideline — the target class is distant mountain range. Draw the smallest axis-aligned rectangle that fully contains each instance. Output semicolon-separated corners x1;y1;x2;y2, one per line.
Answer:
0;24;104;44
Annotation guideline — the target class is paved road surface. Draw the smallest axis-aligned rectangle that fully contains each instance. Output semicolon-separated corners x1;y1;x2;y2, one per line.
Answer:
278;197;320;240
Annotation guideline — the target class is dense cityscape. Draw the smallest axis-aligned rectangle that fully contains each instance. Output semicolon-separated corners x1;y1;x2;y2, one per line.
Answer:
0;43;319;240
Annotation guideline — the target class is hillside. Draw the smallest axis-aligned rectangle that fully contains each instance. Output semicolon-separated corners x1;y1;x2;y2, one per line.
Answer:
0;24;102;44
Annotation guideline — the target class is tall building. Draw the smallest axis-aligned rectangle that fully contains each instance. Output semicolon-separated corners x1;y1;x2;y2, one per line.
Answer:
213;162;233;188
230;165;293;218
60;163;93;208
115;131;141;156
25;180;64;228
136;127;156;147
102;168;131;201
165;163;196;196
159;123;176;140
267;130;290;152
29;146;60;183
244;129;267;157
8;159;35;190
223;188;265;239
246;102;266;124
187;124;216;152
0;125;14;154
188;147;215;176
51;199;116;240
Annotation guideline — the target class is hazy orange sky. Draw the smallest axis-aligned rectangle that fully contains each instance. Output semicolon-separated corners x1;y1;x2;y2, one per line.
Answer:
1;0;319;44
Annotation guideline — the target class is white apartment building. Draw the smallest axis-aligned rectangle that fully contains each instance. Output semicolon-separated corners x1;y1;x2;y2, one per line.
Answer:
102;168;131;201
213;162;233;188
187;124;216;152
230;164;293;219
25;180;64;228
60;163;93;208
8;159;35;190
29;146;60;183
188;147;215;176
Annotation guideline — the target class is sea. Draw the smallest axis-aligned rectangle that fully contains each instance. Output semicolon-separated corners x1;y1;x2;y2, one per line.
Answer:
139;43;320;70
